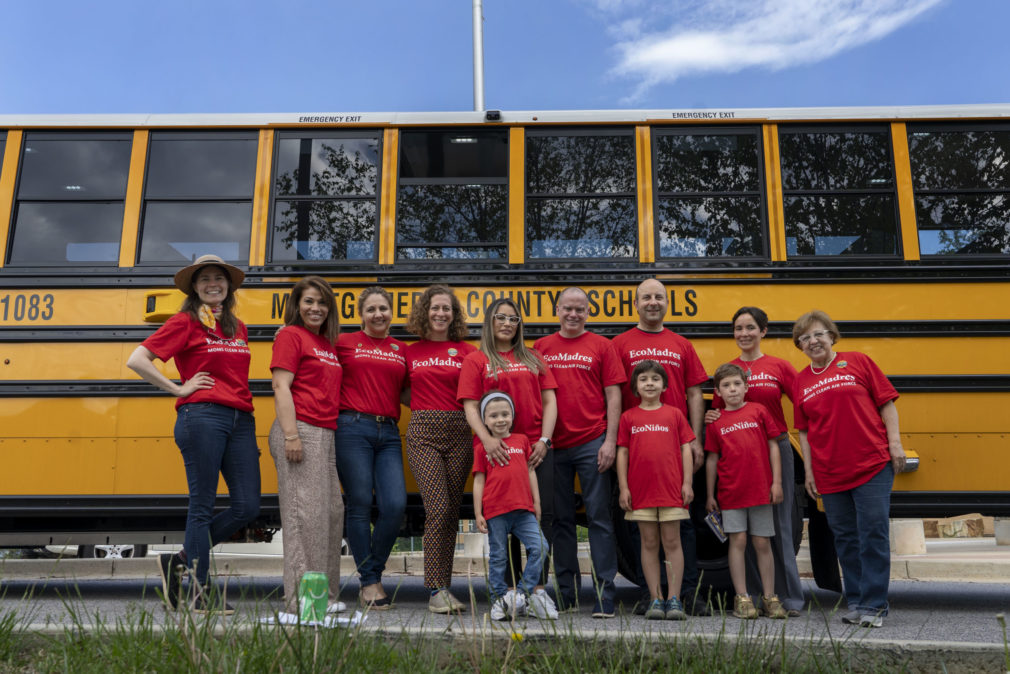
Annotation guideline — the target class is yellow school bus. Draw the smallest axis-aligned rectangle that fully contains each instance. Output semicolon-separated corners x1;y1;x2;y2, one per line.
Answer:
0;107;1007;581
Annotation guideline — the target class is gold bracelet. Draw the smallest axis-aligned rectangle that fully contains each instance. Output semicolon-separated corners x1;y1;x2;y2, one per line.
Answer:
284;434;299;441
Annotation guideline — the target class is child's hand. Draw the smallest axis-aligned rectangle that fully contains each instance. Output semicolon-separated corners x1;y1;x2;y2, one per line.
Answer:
703;408;721;425
770;483;784;505
475;514;488;533
706;496;718;513
682;483;694;505
619;488;632;512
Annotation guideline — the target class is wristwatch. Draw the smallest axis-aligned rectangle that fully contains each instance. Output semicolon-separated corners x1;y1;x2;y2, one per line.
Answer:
539;436;553;449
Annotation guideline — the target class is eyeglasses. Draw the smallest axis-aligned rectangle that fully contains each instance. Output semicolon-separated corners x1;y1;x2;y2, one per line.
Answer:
492;313;521;325
798;330;831;345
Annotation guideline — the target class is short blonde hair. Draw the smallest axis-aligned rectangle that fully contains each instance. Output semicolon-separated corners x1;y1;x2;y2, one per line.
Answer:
792;310;840;349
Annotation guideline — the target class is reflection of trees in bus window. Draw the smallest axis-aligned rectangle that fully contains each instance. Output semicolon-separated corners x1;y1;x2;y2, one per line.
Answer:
652;130;766;259
397;185;506;259
271;134;381;263
396;129;507;260
908;125;1010;256
780;126;899;258
8;133;131;266
138;132;258;265
525;132;636;259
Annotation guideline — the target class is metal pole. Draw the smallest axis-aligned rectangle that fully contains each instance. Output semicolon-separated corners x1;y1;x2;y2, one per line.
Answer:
473;0;485;112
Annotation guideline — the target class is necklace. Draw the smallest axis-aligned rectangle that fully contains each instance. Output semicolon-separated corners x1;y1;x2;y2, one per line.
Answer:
363;331;387;351
810;352;837;375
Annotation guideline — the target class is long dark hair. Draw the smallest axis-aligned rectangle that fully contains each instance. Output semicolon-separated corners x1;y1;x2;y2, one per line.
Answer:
479;297;544;377
180;264;239;337
283;276;340;344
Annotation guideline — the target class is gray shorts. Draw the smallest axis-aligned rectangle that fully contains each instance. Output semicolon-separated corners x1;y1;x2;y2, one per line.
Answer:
722;504;775;536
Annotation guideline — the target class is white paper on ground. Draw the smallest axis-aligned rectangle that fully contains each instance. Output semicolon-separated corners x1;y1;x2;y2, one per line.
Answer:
259;610;366;628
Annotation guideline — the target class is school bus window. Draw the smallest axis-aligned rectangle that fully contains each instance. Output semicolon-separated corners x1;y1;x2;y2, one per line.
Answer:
525;130;636;259
907;123;1010;256
7;132;131;266
271;132;380;263
652;128;765;258
137;132;257;265
396;129;507;260
780;125;899;257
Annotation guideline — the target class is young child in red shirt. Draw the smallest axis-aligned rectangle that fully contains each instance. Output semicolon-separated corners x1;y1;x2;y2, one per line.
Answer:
472;390;558;621
616;360;695;620
705;363;787;619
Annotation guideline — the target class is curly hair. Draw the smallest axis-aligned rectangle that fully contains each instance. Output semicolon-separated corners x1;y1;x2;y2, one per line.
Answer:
406;285;468;341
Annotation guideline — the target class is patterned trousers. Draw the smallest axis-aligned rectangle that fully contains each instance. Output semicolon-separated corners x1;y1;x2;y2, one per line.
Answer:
269;419;344;612
405;409;473;590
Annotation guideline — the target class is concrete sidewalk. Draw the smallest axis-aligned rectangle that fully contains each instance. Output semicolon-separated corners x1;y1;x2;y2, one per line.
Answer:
2;536;1008;583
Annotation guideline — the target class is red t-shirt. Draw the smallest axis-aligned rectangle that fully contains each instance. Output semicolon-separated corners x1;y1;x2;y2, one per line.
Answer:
472;432;534;520
406;339;476;411
142;312;252;412
270;325;343;429
457;349;558;440
617;405;695;509
612;327;708;415
704;402;778;510
335;331;408;420
534;331;627;449
793;351;899;494
712;354;797;437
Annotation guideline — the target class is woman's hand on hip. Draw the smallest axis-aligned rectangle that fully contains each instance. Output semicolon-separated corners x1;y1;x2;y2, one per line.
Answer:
178;371;214;397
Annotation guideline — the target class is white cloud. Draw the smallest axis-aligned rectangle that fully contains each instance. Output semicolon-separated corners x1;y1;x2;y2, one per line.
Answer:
597;0;945;99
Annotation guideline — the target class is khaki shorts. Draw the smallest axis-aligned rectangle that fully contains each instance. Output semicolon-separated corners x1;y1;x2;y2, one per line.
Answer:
625;507;690;523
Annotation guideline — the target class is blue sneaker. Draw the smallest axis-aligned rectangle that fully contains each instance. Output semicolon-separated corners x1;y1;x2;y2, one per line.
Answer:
591;599;615;618
644;598;666;620
664;597;687;620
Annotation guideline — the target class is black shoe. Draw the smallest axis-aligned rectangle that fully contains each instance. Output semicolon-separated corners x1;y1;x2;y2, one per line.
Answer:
632;588;653;615
682;593;712;617
157;553;183;610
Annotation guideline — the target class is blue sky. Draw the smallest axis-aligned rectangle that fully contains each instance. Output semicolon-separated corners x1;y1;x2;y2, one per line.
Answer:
1;0;1007;114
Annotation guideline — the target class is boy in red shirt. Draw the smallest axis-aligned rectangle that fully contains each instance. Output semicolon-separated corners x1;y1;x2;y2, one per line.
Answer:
704;363;787;619
616;360;694;621
472;391;557;621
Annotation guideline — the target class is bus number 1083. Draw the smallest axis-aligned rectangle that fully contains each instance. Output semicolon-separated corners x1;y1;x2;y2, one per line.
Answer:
0;294;55;321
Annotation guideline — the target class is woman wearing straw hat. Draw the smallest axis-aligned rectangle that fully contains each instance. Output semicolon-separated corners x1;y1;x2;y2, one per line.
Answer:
127;254;261;615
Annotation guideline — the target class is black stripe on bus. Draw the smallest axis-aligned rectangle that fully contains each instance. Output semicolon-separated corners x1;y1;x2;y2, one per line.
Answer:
4;320;1010;343
890;493;1010;519
2;375;1009;398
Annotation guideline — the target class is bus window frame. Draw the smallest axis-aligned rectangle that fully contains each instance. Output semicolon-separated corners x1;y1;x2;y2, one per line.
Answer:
267;128;383;268
906;121;1010;260
135;130;259;268
650;125;770;263
394;127;508;263
6;130;133;269
778;122;904;261
523;126;639;264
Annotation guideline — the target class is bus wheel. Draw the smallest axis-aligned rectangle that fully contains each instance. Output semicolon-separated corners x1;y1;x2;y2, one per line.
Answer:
77;544;149;559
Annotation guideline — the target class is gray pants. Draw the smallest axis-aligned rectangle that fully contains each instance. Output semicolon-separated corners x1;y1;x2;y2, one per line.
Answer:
745;434;805;611
269;419;344;612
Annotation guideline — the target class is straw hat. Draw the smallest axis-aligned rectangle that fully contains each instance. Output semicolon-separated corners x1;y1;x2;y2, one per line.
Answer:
173;254;245;293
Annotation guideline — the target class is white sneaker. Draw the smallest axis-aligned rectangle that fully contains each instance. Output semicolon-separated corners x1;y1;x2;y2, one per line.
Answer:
840;609;861;624
326;601;347;614
491;590;524;621
526;589;558;620
490;597;508;621
860;614;883;628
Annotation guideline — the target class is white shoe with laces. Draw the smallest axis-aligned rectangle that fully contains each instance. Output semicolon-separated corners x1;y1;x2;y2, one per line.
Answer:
490;589;524;621
526;589;558;620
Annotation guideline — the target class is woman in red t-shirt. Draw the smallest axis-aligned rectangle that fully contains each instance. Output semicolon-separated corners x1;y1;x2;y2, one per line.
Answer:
403;285;476;614
269;276;345;616
457;297;557;592
706;306;804;616
792;310;907;628
334;286;408;609
127;254;259;615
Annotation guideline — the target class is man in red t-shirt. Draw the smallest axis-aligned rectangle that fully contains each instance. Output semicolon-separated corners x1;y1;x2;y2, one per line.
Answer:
612;278;710;615
534;287;627;618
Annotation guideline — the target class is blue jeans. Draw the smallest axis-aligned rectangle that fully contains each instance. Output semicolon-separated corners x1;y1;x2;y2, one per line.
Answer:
553;434;617;605
488;510;548;599
174;403;261;586
334;412;407;587
821;462;894;615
